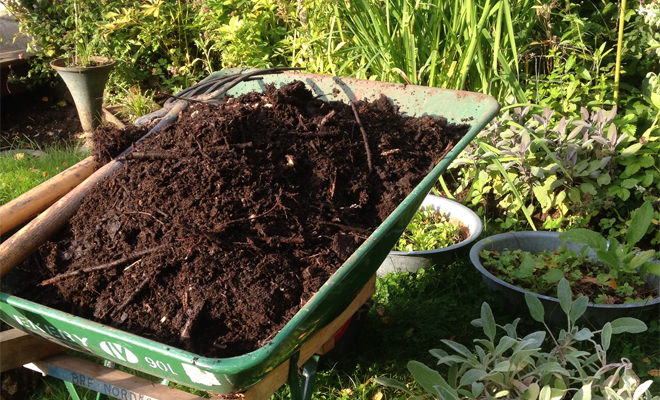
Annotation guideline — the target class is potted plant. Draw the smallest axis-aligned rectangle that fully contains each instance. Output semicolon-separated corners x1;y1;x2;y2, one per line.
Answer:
469;201;660;326
376;279;657;400
377;194;483;276
49;0;114;134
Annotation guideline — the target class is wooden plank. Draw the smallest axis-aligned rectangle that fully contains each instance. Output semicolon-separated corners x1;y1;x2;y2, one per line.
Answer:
0;156;97;236
242;276;376;400
25;353;206;400
0;329;67;372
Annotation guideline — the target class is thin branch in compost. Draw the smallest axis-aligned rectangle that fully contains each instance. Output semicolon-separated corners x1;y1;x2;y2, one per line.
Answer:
38;245;167;286
209;192;283;234
195;139;211;159
318;110;336;129
293;131;341;139
122;151;179;161
228;142;253;149
125;211;165;226
179;300;205;341
349;100;373;172
381;149;401;156
433;141;455;168
318;221;371;237
111;271;158;318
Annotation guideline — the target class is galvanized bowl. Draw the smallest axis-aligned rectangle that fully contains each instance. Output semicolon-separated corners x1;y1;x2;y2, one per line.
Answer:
469;231;660;327
377;194;483;276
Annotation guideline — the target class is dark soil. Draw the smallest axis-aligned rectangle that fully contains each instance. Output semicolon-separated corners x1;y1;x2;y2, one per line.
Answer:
1;88;83;150
11;81;468;358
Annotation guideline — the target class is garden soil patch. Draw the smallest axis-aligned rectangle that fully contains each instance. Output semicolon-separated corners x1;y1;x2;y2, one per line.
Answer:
12;81;468;358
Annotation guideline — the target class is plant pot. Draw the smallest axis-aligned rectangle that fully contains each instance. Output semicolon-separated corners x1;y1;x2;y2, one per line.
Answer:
50;57;115;133
377;194;482;276
469;231;660;327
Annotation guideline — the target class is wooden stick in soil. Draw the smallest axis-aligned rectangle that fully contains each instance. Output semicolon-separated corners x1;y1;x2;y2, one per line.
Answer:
179;300;205;341
349;100;373;172
38;245;167;286
432;141;455;172
121;151;179;161
111;272;158;318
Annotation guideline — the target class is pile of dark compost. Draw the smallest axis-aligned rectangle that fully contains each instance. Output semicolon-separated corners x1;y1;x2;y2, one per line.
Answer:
12;81;468;358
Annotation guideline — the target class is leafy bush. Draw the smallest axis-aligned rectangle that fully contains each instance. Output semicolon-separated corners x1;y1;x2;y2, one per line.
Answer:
443;105;660;242
376;279;656;400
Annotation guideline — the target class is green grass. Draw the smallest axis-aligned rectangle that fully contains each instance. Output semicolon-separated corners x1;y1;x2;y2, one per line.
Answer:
0;147;87;205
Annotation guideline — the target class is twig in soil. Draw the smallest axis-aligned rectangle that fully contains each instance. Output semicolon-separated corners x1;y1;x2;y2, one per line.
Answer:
430;141;455;172
349;100;373;172
318;221;371;237
111;271;158;318
329;169;337;200
317;109;336;129
297;114;309;131
293;131;341;139
227;142;253;149
381;149;401;156
121;151;179;160
209;193;283;234
195;139;211;159
123;259;141;271
125;211;165;226
38;245;167;286
180;300;205;341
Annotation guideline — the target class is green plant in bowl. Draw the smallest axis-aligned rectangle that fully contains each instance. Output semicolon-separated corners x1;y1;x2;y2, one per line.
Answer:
376;278;657;400
394;206;464;252
478;201;660;304
558;201;660;302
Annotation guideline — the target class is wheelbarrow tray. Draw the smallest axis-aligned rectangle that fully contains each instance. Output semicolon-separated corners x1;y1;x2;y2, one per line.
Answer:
0;71;499;395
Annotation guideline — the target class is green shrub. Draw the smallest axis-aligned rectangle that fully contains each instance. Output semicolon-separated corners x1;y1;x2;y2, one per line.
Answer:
443;105;659;242
376;279;656;400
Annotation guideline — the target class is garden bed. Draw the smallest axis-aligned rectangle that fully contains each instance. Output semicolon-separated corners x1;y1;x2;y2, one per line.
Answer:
10;81;468;358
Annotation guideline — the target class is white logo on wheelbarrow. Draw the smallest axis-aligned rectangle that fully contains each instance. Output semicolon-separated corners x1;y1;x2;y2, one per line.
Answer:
100;341;139;363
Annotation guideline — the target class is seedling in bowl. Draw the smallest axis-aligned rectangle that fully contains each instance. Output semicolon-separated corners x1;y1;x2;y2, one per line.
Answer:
394;206;465;252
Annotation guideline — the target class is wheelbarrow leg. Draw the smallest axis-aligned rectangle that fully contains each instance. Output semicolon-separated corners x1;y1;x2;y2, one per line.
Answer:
64;381;83;400
288;352;320;400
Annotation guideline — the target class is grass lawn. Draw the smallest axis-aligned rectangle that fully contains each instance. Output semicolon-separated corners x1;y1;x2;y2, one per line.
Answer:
0;147;87;205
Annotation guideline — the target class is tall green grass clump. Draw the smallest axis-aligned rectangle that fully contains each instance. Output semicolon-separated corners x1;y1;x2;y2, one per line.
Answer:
337;0;533;102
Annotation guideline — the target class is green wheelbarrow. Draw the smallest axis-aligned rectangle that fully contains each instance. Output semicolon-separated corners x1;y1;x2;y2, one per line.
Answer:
0;69;499;398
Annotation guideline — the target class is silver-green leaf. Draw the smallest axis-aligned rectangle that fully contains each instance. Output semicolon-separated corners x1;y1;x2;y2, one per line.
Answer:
610;318;648;334
525;292;545;323
481;302;497;342
601;322;612;351
626;202;653;247
460;369;488;387
570;296;589;325
374;376;412;394
557;278;572;316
